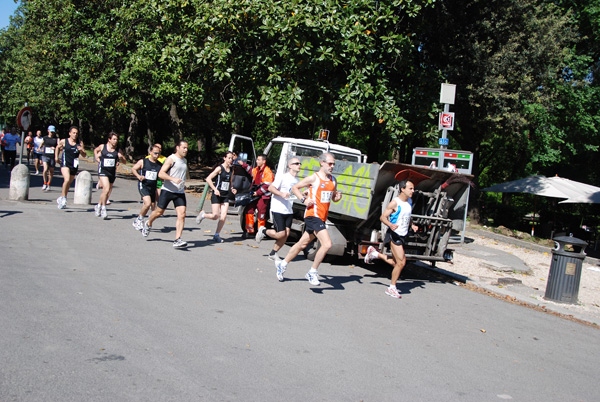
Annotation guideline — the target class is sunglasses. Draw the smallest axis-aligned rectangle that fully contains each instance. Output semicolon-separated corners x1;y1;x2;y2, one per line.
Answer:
152;152;160;155
289;162;301;165
324;162;335;166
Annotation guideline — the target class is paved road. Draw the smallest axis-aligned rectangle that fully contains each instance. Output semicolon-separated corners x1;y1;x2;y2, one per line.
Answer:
1;161;599;401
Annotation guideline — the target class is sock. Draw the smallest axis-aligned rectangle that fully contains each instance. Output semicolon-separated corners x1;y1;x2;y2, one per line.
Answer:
389;284;397;290
309;268;318;274
269;250;276;256
372;250;380;259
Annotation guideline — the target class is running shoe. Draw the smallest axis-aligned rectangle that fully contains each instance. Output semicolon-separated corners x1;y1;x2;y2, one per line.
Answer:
132;217;144;231
305;271;320;286
142;220;151;237
213;233;224;243
195;211;205;225
42;184;47;190
276;260;287;282
34;171;39;175
101;206;108;220
364;245;378;264
45;186;51;192
255;226;266;243
94;204;101;217
385;287;402;299
57;196;67;209
106;200;112;205
268;253;281;261
173;238;188;248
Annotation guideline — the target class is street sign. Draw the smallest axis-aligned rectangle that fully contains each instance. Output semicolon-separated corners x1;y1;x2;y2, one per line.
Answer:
16;106;32;130
438;112;455;130
439;138;449;146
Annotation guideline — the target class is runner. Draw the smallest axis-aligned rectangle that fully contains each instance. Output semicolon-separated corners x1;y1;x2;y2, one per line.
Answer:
256;157;301;261
33;130;43;175
55;126;86;209
195;151;237;243
142;140;189;249
146;143;167;198
363;179;419;299
24;131;34;165
93;132;126;219
39;125;58;191
2;128;21;170
274;152;342;284
131;145;163;230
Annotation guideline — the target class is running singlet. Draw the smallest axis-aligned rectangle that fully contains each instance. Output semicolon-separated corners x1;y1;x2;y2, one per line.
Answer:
214;164;232;196
33;137;43;154
61;140;80;169
162;154;187;194
140;158;162;188
271;172;299;215
99;145;118;174
389;196;413;236
43;136;57;156
304;173;336;221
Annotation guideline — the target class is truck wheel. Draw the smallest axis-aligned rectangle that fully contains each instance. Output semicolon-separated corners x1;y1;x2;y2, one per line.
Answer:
303;240;319;261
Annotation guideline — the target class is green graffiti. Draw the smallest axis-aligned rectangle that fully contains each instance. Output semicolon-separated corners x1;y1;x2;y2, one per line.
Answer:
336;164;372;216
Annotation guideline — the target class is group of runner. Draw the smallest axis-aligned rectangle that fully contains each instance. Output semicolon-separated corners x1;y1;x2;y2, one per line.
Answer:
45;127;415;298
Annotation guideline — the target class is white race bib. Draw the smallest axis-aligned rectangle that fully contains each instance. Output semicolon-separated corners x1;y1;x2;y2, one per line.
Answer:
320;191;332;204
103;159;115;167
145;171;158;180
45;147;55;154
220;181;230;191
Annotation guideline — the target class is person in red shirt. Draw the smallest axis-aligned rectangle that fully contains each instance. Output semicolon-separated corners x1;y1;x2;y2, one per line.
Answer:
244;154;274;237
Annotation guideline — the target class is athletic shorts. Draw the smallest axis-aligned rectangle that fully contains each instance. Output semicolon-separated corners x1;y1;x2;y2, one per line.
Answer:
41;156;56;167
272;212;293;232
211;193;230;205
34;153;42;161
98;168;116;184
384;230;407;247
61;165;78;176
139;182;157;203
157;190;186;210
304;216;327;234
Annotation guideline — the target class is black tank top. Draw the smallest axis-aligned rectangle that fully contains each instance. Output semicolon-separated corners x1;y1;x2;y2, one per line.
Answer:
99;144;118;173
43;136;58;156
62;139;80;168
141;158;162;188
215;164;232;196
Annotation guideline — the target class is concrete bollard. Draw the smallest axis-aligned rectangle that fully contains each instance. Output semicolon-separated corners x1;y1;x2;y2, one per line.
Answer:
9;164;30;201
74;170;93;205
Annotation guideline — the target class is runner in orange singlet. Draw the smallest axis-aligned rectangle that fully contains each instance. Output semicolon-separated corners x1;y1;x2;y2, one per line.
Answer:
274;152;342;285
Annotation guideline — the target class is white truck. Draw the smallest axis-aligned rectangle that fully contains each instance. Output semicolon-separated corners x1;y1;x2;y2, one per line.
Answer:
229;134;472;264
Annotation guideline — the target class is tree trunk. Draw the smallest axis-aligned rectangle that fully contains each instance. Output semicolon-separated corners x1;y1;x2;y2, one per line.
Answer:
169;102;183;143
125;111;138;160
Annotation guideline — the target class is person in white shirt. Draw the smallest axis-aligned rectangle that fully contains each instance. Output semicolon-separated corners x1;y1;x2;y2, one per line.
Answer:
364;179;418;299
255;157;301;261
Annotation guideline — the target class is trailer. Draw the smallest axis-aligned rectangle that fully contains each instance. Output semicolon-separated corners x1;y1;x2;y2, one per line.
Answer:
228;135;473;264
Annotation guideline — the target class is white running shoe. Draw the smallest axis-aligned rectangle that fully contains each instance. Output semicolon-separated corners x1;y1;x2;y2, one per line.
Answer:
268;253;281;261
385;287;402;299
57;196;67;209
106;200;112;205
133;217;144;231
195;211;205;225
276;260;287;282
142;220;151;237
255;226;266;243
173;238;188;248
42;184;47;190
305;271;320;286
101;206;108;220
45;186;51;192
364;245;378;264
94;204;101;217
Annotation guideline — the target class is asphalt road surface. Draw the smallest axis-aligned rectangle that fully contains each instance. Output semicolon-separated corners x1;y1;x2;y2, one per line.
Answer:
1;162;598;401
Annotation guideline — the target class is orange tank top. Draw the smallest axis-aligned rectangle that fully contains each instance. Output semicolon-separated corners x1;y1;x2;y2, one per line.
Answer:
304;173;336;221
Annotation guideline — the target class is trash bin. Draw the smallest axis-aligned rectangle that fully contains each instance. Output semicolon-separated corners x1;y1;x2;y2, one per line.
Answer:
544;235;587;304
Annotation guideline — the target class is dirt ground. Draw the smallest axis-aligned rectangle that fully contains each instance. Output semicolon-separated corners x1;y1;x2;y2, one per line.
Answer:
449;235;600;323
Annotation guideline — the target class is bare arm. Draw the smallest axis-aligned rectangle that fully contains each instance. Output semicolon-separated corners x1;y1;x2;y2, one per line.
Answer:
55;139;64;161
94;144;104;163
380;199;399;232
205;166;222;196
292;174;316;207
78;141;86;157
131;159;145;181
158;157;179;183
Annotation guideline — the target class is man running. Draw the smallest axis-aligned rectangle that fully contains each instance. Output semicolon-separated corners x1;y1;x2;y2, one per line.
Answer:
24;131;34;165
33;130;43;175
275;153;342;284
142;140;189;249
363;179;419;299
131;145;163;230
256;157;301;261
93;132;126;219
39;125;58;190
55;126;86;209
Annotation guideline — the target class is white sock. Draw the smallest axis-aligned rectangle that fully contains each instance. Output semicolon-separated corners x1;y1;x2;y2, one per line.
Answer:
309;268;318;274
389;285;397;290
372;250;380;259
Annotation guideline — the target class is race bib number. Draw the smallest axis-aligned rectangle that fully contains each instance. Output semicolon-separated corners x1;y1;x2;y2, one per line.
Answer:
74;158;79;168
320;191;332;204
45;147;55;154
103;159;115;167
220;182;230;191
145;171;158;181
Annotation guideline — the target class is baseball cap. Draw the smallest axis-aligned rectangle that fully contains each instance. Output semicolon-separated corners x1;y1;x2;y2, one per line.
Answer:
48;125;56;132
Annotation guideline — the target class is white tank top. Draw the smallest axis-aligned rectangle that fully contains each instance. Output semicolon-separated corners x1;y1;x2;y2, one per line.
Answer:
162;154;187;193
389;196;412;236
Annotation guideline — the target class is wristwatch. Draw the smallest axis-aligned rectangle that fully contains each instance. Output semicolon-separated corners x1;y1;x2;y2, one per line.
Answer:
301;197;306;203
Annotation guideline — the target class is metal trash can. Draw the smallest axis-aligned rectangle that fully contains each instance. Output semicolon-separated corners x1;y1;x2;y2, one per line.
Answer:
544;235;587;304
